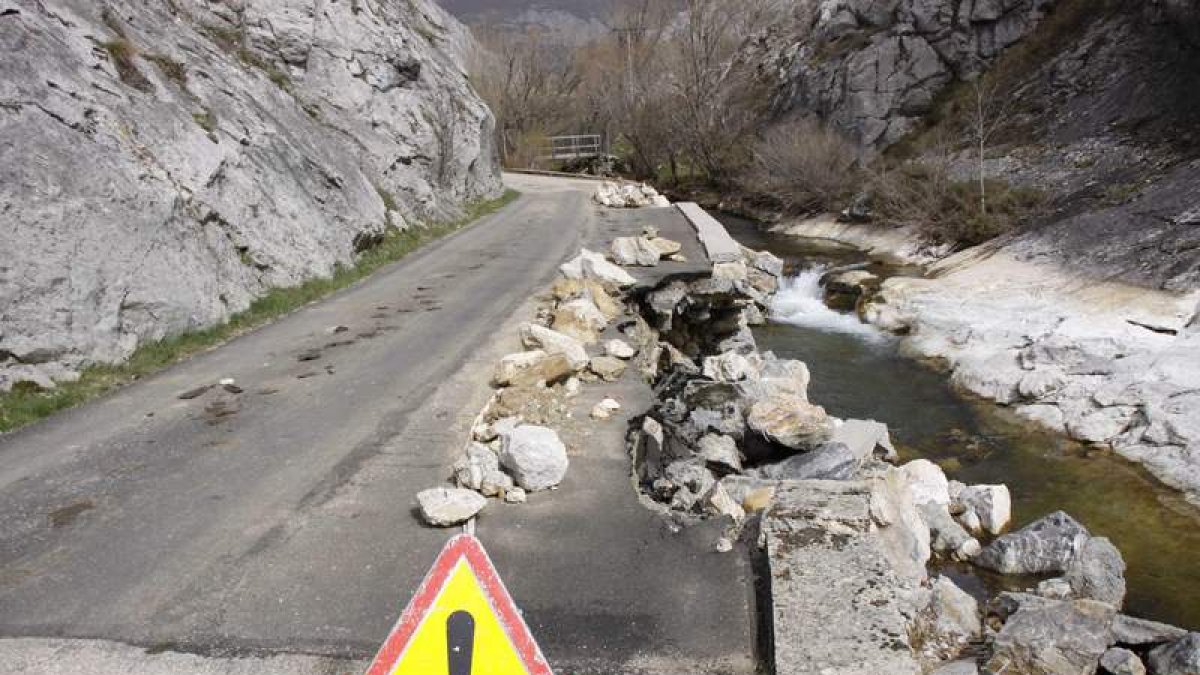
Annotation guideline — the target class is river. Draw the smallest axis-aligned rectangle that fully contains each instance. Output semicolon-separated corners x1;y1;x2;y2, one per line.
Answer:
719;214;1200;630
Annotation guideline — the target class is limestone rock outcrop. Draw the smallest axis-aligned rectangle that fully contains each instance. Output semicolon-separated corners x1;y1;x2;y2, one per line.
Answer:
744;0;1056;148
0;0;501;389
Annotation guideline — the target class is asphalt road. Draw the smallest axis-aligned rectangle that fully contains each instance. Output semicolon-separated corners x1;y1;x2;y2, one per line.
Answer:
0;174;758;674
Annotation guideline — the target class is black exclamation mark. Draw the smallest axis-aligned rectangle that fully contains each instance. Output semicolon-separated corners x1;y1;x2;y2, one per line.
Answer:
447;610;475;675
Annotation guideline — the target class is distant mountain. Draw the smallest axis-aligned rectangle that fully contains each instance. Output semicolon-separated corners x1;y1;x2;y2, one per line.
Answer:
439;0;611;42
439;0;606;20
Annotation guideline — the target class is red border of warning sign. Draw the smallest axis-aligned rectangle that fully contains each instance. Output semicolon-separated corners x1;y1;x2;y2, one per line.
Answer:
366;534;553;675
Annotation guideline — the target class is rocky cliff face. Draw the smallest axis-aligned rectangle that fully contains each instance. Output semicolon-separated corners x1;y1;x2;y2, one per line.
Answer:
0;0;502;389
747;0;1057;148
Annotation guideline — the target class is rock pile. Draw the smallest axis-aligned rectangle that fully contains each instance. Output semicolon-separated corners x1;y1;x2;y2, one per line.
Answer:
593;181;671;208
418;244;647;525
610;226;686;266
620;230;1200;674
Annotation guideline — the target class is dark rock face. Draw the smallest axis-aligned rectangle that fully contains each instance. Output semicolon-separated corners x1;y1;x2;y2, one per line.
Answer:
745;0;1056;147
975;510;1090;574
1148;633;1200;675
0;0;501;385
985;598;1116;675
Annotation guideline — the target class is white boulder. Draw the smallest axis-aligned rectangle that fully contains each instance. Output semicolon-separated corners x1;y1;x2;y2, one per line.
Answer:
500;425;569;491
417;487;487;527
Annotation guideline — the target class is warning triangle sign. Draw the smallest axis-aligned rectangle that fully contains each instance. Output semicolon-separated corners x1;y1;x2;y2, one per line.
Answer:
366;534;553;675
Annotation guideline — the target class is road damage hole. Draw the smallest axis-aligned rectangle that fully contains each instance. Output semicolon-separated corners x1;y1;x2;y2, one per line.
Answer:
177;384;213;400
49;500;95;529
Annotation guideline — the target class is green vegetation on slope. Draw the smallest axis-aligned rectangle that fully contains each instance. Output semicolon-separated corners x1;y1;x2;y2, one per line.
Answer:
0;190;520;433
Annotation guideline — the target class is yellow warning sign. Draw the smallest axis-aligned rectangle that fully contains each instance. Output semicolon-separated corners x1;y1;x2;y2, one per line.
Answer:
366;534;552;675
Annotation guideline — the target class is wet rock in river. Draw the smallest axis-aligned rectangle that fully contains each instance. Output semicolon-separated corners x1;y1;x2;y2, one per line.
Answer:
754;441;863;481
1100;647;1146;675
1064;537;1127;608
745;394;832;451
1148;633;1200;675
901;459;951;507
915;575;981;662
975;511;1091;575
985;598;1116;675
1111;614;1189;647
955;484;1012;536
918;503;981;561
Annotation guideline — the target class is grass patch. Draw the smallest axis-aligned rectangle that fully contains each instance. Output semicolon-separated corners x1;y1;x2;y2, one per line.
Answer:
192;109;218;134
101;38;154;92
0;190;520;433
145;53;187;88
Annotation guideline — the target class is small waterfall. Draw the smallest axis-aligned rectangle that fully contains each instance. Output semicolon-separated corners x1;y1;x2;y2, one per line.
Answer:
769;267;888;341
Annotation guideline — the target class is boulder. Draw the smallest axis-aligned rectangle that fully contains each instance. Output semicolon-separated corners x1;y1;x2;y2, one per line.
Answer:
1038;577;1075;600
500;425;569;492
591;398;621;420
453;443;500;492
417;487;487;527
519;323;589;370
1100;648;1146;675
918;576;982;660
610;236;661;266
647;237;683;257
956;484;1011;535
901;459;951;507
493;350;573;387
697;434;743;473
975;511;1091;575
703;351;761;382
1064;537;1127;608
589;355;627;382
1148;633;1200;675
552;297;609;343
830;418;898;462
755;442;863;481
919;503;982;561
604;339;637;360
985;599;1116;675
664;459;717;511
560;249;637;288
745;394;832;450
1111;614;1189;647
705;482;746;522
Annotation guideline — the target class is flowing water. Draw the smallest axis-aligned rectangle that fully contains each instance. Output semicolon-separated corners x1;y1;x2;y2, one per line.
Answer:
720;214;1200;630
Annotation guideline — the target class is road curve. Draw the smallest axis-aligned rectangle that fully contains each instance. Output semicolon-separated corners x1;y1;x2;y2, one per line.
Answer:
0;174;758;674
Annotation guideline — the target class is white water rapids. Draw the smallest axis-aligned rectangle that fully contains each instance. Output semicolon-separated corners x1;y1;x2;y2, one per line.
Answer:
769;268;890;341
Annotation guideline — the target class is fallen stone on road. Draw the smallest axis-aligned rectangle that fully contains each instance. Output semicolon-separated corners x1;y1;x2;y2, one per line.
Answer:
520;323;589;371
500;425;569;492
589;355;627;382
559;249;636;288
610;236;661;267
417;487;487;527
604;339;637;360
591;398;621;420
493;350;573;387
552;297;609;344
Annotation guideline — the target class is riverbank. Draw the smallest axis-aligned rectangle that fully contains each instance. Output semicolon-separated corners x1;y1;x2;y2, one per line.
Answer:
766;214;1200;510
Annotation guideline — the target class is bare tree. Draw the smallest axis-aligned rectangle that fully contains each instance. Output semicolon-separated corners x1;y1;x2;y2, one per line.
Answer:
970;79;1011;215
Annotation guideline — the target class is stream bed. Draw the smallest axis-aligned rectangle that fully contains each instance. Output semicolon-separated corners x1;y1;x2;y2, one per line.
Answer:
719;214;1200;630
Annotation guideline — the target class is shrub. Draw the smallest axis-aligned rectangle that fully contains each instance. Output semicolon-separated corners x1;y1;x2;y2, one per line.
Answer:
101;38;154;92
737;118;861;214
869;159;1044;248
